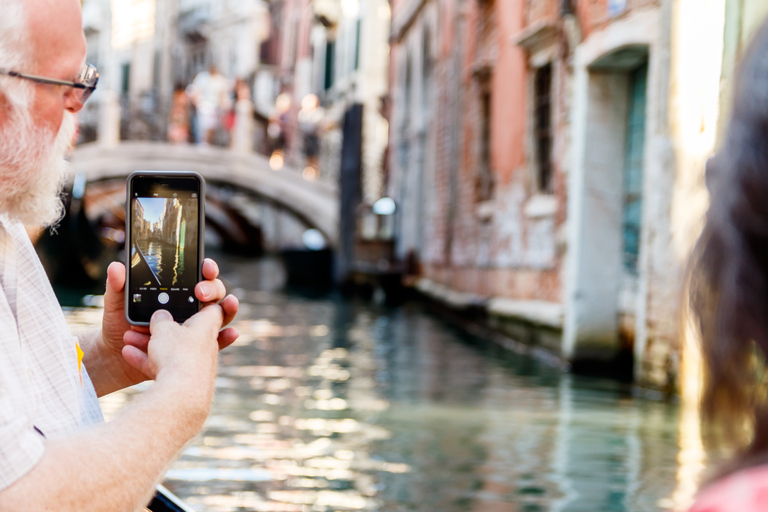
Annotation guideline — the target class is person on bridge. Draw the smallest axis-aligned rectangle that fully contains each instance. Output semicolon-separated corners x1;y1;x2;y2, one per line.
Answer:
688;19;768;512
190;65;231;146
0;0;240;510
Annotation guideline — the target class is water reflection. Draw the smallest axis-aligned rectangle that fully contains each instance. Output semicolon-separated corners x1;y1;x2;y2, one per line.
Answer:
63;257;694;512
140;239;187;286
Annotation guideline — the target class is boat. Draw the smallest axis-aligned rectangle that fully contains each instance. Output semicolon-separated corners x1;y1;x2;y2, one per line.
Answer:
145;485;196;512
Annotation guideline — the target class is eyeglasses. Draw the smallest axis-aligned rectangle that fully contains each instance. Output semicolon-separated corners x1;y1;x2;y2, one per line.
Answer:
0;63;99;105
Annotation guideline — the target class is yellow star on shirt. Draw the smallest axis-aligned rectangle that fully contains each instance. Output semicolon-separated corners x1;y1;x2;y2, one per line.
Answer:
76;341;84;386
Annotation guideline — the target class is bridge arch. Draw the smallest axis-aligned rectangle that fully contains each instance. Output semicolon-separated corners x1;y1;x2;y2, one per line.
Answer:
71;142;339;246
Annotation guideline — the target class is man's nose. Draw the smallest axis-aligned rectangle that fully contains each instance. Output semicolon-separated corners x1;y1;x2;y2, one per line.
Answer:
64;89;84;113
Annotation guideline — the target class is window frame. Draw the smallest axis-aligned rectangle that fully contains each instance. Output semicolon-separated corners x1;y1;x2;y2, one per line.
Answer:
533;63;554;195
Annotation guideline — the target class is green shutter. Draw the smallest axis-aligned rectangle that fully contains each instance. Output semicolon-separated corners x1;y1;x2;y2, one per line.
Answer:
622;64;647;273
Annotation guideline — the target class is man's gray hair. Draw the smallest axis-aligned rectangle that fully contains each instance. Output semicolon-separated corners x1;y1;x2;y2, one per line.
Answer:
0;0;32;110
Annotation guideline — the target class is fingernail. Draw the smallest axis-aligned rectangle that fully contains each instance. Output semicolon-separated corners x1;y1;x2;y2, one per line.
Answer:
199;283;210;298
153;310;172;321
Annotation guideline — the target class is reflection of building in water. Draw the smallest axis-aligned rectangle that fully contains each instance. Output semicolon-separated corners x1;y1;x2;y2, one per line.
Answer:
164;198;199;285
132;200;151;241
161;198;184;246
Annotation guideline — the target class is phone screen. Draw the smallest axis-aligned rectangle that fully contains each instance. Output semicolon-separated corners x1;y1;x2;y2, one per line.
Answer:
127;174;202;324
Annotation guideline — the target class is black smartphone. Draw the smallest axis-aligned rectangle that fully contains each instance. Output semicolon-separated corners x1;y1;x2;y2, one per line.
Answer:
125;171;205;326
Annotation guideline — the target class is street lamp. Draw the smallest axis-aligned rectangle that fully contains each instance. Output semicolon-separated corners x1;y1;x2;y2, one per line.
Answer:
372;197;396;216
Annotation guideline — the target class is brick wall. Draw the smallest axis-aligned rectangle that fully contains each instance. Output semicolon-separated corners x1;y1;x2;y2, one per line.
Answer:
390;0;569;303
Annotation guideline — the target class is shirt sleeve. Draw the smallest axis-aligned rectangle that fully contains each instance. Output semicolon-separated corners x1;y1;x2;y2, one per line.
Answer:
689;466;768;512
0;392;45;492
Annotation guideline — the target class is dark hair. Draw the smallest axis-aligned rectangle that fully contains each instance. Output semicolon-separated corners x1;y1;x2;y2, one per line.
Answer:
689;20;768;479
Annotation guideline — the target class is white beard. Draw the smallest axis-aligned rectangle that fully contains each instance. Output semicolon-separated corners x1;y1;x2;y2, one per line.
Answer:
0;110;75;228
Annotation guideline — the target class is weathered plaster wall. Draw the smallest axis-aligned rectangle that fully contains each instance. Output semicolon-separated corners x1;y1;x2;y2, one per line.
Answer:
564;6;665;366
391;0;568;307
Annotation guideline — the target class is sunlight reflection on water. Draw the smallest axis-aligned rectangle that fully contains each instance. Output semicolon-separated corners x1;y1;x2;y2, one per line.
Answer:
63;257;703;512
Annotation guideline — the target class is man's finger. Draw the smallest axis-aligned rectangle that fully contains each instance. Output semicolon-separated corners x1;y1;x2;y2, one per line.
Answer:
122;345;152;379
124;330;150;352
195;279;226;303
217;327;239;351
219;294;239;327
130;325;151;335
183;303;224;335
202;258;219;281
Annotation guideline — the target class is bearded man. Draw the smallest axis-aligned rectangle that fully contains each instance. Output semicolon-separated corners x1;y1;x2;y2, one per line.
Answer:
0;0;240;509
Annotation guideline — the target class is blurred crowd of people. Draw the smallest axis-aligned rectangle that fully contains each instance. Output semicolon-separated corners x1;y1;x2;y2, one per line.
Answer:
167;65;235;146
167;66;325;179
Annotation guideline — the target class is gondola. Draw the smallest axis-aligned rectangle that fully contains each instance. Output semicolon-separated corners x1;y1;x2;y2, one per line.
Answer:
145;485;196;512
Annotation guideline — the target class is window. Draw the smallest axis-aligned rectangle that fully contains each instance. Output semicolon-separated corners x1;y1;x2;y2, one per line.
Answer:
121;62;131;96
404;56;412;109
534;64;553;193
291;16;299;69
153;51;160;91
354;19;361;71
477;89;494;202
622;63;648;273
422;30;432;118
324;40;335;91
260;2;281;66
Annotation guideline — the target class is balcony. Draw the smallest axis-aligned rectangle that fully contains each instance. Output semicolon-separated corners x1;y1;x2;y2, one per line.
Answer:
525;0;560;28
514;0;563;54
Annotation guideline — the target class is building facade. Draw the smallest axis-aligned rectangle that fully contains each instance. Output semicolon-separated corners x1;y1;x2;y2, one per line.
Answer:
262;0;390;198
388;0;768;390
388;0;577;369
387;0;688;388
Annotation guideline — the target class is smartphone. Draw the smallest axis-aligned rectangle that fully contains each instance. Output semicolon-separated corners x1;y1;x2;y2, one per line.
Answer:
125;171;205;326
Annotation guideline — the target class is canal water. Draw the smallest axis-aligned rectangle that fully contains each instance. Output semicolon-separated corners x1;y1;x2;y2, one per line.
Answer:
139;239;191;287
63;256;705;512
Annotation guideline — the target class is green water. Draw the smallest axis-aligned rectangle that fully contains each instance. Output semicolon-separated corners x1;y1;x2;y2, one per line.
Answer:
66;257;702;512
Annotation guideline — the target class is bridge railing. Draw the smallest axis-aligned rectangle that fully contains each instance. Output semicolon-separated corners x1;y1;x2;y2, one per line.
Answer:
76;95;173;145
119;95;171;142
75;95;342;189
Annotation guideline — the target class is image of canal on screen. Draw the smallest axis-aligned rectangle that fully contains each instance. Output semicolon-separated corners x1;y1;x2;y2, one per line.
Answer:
129;189;200;322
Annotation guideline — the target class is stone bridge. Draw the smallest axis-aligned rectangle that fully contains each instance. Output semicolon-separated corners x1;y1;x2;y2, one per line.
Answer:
70;142;339;245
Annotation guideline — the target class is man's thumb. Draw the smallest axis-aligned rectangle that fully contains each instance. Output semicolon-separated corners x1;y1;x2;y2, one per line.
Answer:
149;309;175;334
104;262;126;307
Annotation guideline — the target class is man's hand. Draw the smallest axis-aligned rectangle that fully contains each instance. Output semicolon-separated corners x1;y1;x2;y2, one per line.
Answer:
123;306;224;419
83;258;239;396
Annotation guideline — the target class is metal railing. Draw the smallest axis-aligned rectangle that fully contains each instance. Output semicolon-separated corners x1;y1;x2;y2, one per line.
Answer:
119;94;171;142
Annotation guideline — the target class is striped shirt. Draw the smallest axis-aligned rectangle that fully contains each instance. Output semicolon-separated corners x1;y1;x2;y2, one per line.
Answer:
0;216;103;491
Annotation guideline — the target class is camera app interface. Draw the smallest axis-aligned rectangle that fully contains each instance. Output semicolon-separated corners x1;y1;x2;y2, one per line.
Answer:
129;177;200;322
